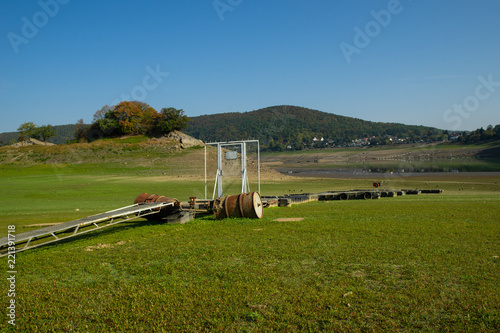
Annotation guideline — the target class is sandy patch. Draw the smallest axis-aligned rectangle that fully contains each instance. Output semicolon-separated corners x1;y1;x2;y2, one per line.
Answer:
273;217;305;222
84;240;128;252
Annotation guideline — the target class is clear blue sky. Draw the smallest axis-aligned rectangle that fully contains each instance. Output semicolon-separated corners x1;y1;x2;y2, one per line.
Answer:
1;0;499;133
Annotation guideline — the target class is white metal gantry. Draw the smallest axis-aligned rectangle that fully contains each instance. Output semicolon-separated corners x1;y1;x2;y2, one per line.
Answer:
204;140;260;199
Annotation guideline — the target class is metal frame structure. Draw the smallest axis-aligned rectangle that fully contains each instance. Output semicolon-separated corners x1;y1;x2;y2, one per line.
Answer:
0;202;173;256
204;140;260;199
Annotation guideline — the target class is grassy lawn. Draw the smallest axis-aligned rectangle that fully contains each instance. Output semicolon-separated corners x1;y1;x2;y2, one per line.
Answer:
1;161;499;331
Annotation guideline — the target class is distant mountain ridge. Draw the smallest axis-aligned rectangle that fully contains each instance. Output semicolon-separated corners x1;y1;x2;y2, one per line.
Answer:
184;105;443;150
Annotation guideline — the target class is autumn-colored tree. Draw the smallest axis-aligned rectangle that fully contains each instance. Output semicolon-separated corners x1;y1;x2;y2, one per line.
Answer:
113;101;141;134
134;101;159;134
111;101;160;135
89;102;190;139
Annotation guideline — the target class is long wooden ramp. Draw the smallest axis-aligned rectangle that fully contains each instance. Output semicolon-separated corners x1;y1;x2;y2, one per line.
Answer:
0;202;173;256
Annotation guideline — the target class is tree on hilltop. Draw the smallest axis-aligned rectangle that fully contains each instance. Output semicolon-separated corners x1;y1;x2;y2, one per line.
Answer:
81;101;190;141
129;101;159;134
17;122;38;140
92;105;119;137
157;107;190;133
75;119;88;141
17;122;56;142
37;125;56;142
93;105;112;122
113;101;147;134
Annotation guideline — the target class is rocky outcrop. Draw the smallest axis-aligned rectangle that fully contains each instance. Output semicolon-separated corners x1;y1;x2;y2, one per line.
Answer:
10;138;55;147
165;131;205;149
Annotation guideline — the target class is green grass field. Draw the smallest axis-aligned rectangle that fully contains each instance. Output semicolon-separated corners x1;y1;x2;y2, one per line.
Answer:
1;145;499;332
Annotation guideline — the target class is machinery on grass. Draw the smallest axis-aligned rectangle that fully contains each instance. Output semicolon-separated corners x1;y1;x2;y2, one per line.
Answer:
0;191;264;257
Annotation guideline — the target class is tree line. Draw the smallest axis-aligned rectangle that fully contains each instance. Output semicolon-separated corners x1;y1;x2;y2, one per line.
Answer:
17;122;56;142
455;124;500;144
14;101;190;145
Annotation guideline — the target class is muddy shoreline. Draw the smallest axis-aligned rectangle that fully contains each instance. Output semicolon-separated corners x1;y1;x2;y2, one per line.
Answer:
276;168;500;179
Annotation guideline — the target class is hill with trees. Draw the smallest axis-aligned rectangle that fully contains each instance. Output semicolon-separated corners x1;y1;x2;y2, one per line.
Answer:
455;124;500;144
3;104;498;150
76;101;190;142
185;105;446;151
0;124;76;146
0;101;189;146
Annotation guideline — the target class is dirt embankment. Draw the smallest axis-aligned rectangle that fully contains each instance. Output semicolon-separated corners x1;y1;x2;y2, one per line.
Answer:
0;133;288;181
262;143;500;167
259;142;500;177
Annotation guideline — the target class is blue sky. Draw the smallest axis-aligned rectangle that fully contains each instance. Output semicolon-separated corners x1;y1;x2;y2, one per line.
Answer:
1;0;499;133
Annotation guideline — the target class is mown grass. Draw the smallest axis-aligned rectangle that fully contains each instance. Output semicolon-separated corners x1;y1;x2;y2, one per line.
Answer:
2;196;499;332
1;154;499;331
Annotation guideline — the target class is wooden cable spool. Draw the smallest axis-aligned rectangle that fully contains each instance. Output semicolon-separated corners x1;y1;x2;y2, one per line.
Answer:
214;192;263;220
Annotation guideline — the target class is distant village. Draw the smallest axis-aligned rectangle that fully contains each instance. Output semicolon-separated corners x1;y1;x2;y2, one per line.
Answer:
289;133;465;150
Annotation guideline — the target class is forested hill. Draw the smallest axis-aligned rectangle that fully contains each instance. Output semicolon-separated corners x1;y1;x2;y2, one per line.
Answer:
184;105;444;150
